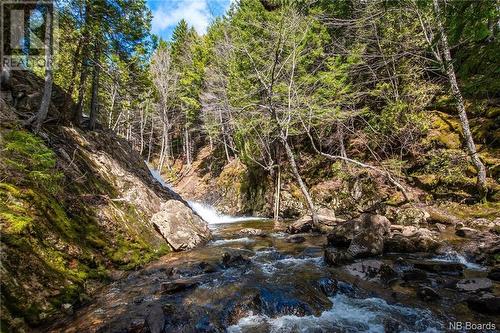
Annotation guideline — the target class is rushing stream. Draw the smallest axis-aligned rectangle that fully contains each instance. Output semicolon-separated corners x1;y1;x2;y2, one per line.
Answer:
47;213;499;333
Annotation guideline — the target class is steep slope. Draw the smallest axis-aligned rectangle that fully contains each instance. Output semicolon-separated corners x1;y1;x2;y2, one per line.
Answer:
0;71;211;331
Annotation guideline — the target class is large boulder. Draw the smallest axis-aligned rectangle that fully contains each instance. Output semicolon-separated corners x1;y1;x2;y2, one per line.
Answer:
151;200;211;251
346;214;391;258
384;228;439;254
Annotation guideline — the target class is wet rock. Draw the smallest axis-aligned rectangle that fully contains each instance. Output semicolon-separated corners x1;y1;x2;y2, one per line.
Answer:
221;251;251;268
380;264;399;283
226;292;262;325
317;278;338;296
384;235;417;253
286;217;313;234
455;227;480;238
285;235;306;243
384;229;439;254
348;229;384;258
455;278;493;292
152;200;212;251
198;261;217;273
467;294;500;315
327;231;353;248
161;279;199;294
326;219;363;247
487;266;500;281
417;286;440;302
146;304;165;333
324;248;353;266
238;228;266;237
413;261;464;276
345;260;382;280
258;288;318;317
402;269;428;281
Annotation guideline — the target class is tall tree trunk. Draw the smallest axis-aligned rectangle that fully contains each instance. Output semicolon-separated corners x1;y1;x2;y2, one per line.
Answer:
159;122;167;172
433;0;487;200
281;136;317;223
89;42;100;130
73;1;91;126
34;6;53;132
185;125;191;166
273;145;281;221
147;113;154;163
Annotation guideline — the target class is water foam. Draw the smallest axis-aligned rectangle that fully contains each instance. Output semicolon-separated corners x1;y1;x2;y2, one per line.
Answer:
188;201;265;225
227;294;442;333
432;251;485;271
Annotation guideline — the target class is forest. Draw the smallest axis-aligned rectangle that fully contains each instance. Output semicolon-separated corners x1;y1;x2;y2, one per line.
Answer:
0;0;499;331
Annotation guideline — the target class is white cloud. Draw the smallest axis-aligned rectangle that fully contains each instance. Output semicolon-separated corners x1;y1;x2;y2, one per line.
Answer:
151;0;212;36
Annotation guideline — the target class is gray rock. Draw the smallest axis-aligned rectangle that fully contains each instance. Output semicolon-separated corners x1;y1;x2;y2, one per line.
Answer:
417;286;440;302
324;249;353;266
455;278;493;292
344;260;382;280
152;200;211;251
413;261;464;276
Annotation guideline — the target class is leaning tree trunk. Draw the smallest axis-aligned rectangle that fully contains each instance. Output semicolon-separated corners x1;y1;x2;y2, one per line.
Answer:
281;135;317;223
34;6;53;132
433;0;487;200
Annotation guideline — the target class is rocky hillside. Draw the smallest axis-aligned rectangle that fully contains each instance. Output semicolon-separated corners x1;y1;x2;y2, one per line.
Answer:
0;71;211;331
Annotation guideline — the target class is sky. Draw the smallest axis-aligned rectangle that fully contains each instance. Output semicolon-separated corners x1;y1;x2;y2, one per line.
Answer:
147;0;234;41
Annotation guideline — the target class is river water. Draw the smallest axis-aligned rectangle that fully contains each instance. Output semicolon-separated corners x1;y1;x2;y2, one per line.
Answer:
47;208;499;333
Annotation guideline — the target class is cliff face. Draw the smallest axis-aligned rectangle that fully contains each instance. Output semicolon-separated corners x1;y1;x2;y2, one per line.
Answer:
0;71;210;331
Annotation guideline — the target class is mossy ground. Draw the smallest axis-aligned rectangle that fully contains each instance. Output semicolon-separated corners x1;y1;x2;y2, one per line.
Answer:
0;128;169;331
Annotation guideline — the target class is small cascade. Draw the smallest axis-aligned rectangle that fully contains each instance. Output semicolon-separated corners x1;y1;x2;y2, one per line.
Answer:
188;201;265;225
146;164;173;190
432;250;485;271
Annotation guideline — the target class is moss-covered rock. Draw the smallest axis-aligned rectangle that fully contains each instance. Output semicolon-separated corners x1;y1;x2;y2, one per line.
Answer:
0;120;198;331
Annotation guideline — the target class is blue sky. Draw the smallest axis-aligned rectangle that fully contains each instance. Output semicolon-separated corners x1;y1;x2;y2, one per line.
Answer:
147;0;234;41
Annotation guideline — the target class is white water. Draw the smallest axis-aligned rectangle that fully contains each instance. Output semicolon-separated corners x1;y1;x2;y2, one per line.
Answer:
146;164;173;190
188;201;265;225
227;294;441;333
146;164;265;225
432;251;485;271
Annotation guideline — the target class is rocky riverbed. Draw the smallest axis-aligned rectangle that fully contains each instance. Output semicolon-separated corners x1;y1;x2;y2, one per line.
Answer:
44;211;499;333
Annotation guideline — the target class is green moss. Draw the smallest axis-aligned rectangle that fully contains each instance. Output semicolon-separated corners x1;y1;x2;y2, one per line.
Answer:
2;130;63;193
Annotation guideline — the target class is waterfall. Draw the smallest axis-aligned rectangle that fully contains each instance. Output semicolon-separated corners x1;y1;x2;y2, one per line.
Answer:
146;163;265;224
188;201;264;225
